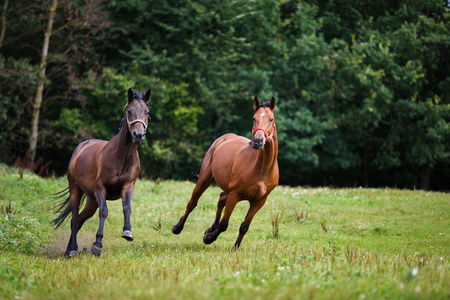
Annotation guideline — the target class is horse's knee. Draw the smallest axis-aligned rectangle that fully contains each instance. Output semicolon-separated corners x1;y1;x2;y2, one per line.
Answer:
99;205;108;219
122;200;131;209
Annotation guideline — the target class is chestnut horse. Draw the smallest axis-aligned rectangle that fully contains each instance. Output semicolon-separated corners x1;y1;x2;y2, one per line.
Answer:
172;97;279;250
52;88;151;257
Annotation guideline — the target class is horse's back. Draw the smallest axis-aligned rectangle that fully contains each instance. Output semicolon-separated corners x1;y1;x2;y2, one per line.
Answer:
68;139;107;193
210;133;249;151
70;139;107;164
209;133;251;165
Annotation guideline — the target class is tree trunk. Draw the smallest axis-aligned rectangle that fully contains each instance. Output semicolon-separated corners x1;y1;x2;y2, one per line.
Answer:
29;0;58;162
0;0;8;48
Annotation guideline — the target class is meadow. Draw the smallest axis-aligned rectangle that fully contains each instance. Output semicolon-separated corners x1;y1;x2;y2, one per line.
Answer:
0;164;449;299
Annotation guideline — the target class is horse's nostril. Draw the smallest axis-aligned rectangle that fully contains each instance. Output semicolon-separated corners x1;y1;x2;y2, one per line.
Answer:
133;131;144;141
252;138;264;149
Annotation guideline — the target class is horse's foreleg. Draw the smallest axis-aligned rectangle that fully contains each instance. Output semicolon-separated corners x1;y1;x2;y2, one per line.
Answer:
205;192;228;234
203;193;239;245
121;184;135;241
172;170;213;234
233;196;267;251
91;185;108;257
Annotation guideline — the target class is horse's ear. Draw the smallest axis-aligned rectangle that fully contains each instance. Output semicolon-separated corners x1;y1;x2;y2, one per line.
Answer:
127;88;134;103
144;89;151;103
253;97;261;111
269;97;276;111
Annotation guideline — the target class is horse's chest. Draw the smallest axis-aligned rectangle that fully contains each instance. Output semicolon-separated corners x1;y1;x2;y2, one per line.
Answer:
103;170;136;198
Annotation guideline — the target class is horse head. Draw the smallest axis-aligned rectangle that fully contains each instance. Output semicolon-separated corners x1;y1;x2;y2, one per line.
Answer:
125;88;151;145
251;97;276;150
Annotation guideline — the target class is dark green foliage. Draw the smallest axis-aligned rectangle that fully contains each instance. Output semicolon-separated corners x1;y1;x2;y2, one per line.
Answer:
0;0;449;189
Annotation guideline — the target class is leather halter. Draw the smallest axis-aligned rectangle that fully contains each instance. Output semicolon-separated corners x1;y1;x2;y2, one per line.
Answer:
126;114;148;134
252;120;276;141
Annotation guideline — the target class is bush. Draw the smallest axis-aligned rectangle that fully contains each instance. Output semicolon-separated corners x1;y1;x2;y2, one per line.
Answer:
0;202;41;254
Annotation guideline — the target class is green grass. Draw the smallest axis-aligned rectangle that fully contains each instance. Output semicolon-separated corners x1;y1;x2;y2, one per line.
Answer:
0;164;449;299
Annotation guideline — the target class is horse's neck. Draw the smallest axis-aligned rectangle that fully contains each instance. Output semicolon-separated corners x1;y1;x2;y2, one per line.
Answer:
258;130;278;172
112;126;138;163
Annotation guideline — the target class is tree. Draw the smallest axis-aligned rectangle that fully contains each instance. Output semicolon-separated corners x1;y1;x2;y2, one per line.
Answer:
29;0;57;162
0;0;8;48
0;0;111;165
309;0;450;189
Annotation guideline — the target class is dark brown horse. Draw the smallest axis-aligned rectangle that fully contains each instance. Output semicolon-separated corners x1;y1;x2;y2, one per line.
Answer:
172;97;279;250
52;88;151;257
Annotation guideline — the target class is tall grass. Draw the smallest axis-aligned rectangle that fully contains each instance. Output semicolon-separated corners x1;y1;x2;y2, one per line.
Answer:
0;164;449;299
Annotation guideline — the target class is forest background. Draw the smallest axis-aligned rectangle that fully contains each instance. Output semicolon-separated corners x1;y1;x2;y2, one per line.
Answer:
0;0;449;190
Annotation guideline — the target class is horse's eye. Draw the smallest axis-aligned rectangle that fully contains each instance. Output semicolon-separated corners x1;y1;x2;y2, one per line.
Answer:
270;118;274;122
252;117;256;121
127;111;131;115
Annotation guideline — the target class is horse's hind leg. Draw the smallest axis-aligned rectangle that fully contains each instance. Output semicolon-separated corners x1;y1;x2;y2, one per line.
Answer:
172;154;214;234
65;188;83;257
205;192;227;234
203;192;239;245
233;196;267;251
91;185;108;257
77;196;98;232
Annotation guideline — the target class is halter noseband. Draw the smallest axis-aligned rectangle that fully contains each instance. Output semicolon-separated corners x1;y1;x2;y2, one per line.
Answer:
124;100;149;134
252;120;276;141
126;114;148;134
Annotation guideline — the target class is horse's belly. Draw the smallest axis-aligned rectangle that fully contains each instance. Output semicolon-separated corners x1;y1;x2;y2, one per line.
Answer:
211;139;251;192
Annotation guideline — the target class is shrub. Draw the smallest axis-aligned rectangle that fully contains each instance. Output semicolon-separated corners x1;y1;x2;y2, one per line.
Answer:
0;202;41;253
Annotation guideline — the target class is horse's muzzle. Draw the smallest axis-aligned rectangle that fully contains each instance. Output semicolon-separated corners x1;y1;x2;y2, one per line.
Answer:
132;131;145;145
252;137;265;150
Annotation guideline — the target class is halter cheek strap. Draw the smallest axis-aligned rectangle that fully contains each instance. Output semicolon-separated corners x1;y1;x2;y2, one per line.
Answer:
252;121;276;141
126;114;148;133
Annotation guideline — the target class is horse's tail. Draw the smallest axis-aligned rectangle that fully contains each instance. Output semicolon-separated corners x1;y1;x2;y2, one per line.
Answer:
190;172;199;182
50;188;85;228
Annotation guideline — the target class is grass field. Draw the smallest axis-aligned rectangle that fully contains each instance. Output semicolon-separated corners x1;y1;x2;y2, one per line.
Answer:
0;164;449;299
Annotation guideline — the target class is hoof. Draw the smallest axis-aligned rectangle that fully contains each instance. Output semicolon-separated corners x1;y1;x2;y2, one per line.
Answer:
172;224;183;235
122;230;134;241
68;250;79;258
203;232;216;245
90;244;102;257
